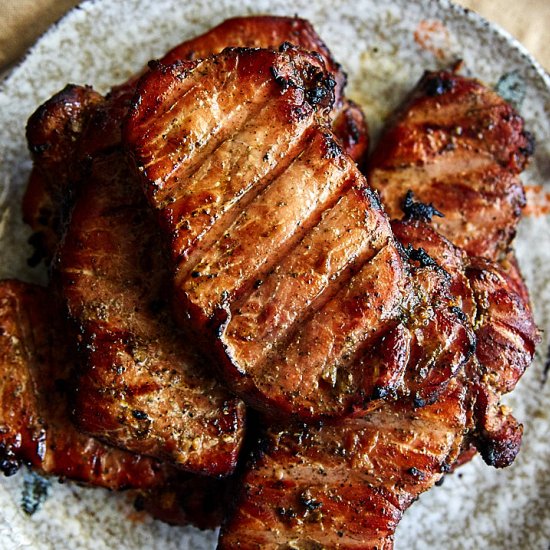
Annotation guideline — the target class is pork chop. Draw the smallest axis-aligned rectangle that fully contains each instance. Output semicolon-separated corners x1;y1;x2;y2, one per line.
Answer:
219;379;467;549
219;220;538;548
55;148;245;475
368;70;533;261
125;48;474;419
0;280;171;490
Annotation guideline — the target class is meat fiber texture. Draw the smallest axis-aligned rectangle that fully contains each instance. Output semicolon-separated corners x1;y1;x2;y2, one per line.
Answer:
0;1;549;549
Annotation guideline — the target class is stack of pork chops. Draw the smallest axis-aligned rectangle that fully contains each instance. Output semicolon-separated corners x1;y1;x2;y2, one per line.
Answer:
0;16;539;548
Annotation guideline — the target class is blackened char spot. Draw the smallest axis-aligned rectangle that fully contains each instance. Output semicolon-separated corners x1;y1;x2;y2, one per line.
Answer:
132;409;149;420
423;74;455;96
449;305;468;323
405;245;448;277
402;190;444;222
519;130;536;157
424;74;454;97
270;66;291;91
321;132;342;159
27;232;48;267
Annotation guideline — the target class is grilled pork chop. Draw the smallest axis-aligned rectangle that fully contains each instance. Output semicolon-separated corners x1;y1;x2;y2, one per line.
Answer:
23;17;369;267
125;47;474;419
392;219;538;467
219;220;538;547
219;379;468;549
55;147;245;475
368;70;533;261
0;280;171;490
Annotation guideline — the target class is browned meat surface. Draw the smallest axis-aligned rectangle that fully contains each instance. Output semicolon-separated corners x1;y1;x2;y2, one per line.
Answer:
22;17;368;268
219;379;467;549
0;280;172;490
368;70;533;261
23;84;103;262
218;219;538;548
125;48;474;420
392;219;539;467
136;474;229;529
157;16;369;164
55;148;245;476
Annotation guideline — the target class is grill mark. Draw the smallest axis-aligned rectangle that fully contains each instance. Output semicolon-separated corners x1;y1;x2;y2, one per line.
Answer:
250;244;404;408
226;186;390;369
153;79;275;207
227;179;355;316
179;129;350;315
141;83;200;155
222;158;354;316
139;66;275;203
172;117;315;277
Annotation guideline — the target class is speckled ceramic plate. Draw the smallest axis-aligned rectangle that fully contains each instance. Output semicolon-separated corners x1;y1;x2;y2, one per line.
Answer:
0;1;549;548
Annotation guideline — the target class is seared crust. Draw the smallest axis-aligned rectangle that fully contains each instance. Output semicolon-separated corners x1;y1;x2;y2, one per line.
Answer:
368;70;533;260
157;15;368;162
219;380;467;549
23;84;103;261
55;149;245;476
125;49;474;419
0;280;171;490
392;219;539;467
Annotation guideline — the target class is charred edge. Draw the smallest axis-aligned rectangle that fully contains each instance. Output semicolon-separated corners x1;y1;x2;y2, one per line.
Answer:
147;59;175;75
321;132;342;159
477;436;521;469
519;130;536;157
304;71;336;109
360;185;383;211
28;142;50;155
0;444;22;477
270;66;295;91
402;190;444;222
27;233;48;267
422;73;455;97
407;467;426;480
449;305;468;323
405;245;450;280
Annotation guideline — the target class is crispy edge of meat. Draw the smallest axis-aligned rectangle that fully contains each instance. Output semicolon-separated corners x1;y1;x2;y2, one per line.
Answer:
23;84;104;263
391;219;540;468
368;70;533;261
0;279;173;490
218;379;467;549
